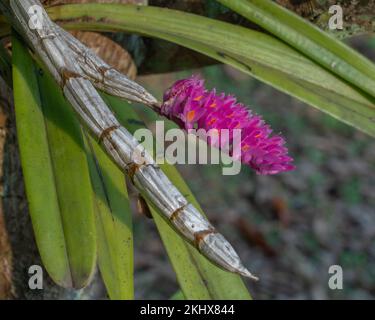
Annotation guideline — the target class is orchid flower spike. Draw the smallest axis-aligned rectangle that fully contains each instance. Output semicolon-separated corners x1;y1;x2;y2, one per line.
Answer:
161;76;295;175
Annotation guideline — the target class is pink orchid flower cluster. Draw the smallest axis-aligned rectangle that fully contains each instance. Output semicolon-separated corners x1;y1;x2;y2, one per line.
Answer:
160;76;295;175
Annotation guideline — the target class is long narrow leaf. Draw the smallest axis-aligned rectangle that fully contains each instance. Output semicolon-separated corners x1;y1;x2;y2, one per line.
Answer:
12;35;72;287
217;0;375;98
13;35;96;288
36;61;97;289
47;4;375;138
84;133;134;300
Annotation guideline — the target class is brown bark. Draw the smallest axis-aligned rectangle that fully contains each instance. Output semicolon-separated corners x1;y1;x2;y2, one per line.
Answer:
0;85;13;299
69;31;138;78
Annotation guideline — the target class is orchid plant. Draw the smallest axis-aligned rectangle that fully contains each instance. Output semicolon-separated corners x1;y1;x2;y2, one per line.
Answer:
0;0;374;300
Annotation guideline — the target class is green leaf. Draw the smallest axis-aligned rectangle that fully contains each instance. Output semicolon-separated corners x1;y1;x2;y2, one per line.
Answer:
217;0;375;98
12;35;96;289
170;290;185;300
12;34;71;288
103;93;251;300
84;133;134;300
47;4;375;137
37;64;96;289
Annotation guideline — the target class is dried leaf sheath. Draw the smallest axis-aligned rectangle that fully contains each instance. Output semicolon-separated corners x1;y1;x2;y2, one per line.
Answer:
1;0;257;280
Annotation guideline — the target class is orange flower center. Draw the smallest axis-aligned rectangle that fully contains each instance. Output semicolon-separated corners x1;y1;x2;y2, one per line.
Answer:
242;144;250;152
207;118;217;125
187;110;196;122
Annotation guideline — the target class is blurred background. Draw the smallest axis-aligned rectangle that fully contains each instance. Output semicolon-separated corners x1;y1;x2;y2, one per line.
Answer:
131;35;375;299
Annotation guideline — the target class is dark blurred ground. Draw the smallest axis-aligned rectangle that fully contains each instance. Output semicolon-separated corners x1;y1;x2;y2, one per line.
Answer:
132;35;375;299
